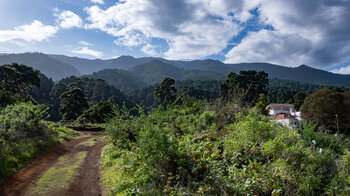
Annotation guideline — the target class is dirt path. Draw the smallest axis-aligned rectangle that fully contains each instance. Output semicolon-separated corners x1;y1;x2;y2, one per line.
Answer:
0;131;106;196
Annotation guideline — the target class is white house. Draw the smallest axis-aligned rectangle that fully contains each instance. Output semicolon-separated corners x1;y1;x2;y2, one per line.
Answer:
266;104;301;128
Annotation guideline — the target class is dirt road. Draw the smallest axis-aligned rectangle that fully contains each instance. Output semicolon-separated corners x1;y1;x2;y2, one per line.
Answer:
0;131;105;196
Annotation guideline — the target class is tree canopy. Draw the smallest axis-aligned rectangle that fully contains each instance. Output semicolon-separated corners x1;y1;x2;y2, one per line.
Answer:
154;78;177;107
300;88;350;132
0;63;41;107
220;70;268;105
77;101;117;124
59;88;89;121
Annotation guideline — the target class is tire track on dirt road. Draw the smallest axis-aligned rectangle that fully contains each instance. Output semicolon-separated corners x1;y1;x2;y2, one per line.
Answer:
0;131;105;196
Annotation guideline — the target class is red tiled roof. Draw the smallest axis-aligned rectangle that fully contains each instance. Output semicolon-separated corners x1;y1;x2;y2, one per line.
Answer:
270;113;296;120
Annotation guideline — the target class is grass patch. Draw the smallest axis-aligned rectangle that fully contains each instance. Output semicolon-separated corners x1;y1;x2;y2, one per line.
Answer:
79;137;100;147
31;151;87;195
101;144;127;196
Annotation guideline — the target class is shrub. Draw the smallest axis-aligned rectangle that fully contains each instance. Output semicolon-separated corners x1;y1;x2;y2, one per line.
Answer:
0;102;77;184
77;101;117;124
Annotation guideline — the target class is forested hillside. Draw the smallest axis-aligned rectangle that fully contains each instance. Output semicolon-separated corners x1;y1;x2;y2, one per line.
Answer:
89;69;147;93
0;53;80;80
49;54;112;75
3;53;350;88
129;60;184;84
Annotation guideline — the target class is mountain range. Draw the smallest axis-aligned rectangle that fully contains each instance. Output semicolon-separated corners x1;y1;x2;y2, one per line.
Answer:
0;52;349;89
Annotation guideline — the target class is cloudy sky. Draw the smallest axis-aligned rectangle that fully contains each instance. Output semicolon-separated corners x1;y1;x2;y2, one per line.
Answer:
0;0;349;73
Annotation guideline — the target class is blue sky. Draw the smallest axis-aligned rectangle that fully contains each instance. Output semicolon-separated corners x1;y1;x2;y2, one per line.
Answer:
0;0;350;74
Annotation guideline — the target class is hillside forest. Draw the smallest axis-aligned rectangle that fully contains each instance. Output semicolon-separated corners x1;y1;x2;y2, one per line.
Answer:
1;61;350;195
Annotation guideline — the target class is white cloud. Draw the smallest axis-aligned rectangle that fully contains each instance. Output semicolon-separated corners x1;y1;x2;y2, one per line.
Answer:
0;20;58;43
72;47;102;58
225;0;350;68
113;32;147;47
83;0;350;67
225;30;313;66
141;43;158;56
79;41;92;46
84;0;241;59
91;0;104;4
331;65;350;75
71;41;102;58
55;10;83;29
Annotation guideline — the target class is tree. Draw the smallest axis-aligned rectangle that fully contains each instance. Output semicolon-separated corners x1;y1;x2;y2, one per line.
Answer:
220;70;268;105
49;77;134;121
255;94;268;115
59;88;89;121
30;73;54;104
0;63;41;93
300;88;349;132
154;78;177;107
0;63;41;107
77;101;117;124
342;90;350;130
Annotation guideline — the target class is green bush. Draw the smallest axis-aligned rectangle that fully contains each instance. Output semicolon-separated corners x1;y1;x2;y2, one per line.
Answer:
0;102;77;184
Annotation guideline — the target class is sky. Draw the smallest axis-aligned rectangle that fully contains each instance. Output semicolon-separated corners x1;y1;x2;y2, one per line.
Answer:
0;0;350;74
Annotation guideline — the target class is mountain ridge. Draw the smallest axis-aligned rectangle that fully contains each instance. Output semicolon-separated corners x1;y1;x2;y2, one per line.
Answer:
0;53;80;81
1;53;349;88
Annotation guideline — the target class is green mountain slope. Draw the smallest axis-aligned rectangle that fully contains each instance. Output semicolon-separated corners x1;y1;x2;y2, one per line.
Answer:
129;60;183;84
129;60;225;84
0;53;80;81
110;55;156;70
3;53;350;88
89;69;147;93
49;54;112;75
228;63;350;87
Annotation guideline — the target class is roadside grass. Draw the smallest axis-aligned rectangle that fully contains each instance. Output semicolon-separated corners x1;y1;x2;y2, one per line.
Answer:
101;144;127;196
79;136;101;147
0;121;78;184
31;151;87;195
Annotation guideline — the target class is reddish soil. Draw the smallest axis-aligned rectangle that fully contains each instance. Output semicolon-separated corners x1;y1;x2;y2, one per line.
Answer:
0;131;105;196
66;138;105;196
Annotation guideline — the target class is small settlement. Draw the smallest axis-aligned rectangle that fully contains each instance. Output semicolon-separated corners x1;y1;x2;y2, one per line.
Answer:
266;104;301;128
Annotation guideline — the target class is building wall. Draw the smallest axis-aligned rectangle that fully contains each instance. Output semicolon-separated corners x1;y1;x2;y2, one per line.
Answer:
275;118;299;128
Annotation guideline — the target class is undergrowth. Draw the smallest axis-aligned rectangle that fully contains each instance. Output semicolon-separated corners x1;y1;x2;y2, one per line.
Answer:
101;100;350;195
0;102;78;184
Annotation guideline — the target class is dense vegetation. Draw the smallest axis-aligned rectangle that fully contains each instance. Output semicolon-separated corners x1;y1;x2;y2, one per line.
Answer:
2;61;350;194
77;101;117;124
59;88;89;122
128;78;326;112
99;75;350;195
101;101;350;195
89;69;146;93
0;102;77;184
0;63;79;184
48;76;133;121
220;70;268;105
0;63;41;107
